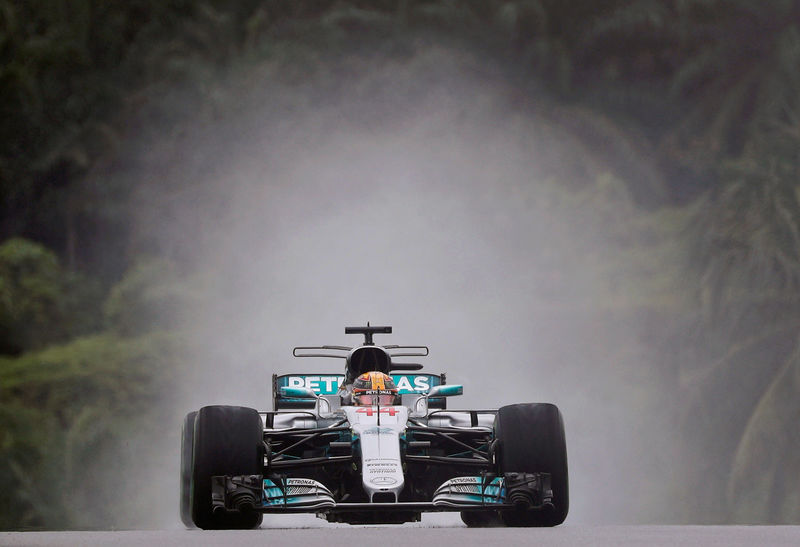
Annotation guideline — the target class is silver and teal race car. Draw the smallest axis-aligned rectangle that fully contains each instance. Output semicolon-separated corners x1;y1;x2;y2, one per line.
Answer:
180;325;568;528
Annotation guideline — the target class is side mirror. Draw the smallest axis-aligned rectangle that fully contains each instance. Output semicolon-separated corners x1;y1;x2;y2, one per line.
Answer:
280;386;319;399
426;384;463;398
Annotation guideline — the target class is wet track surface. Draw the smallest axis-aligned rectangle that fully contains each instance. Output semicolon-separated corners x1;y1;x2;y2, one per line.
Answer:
2;526;799;546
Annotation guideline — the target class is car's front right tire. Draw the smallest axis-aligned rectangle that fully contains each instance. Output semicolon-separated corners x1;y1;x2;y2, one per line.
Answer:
189;405;264;529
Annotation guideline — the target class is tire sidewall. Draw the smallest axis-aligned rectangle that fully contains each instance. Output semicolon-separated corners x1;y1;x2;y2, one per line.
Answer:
180;411;197;528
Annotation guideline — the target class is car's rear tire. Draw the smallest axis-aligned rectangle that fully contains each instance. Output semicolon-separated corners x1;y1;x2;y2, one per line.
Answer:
494;403;568;527
180;411;198;528
190;405;264;529
460;510;503;527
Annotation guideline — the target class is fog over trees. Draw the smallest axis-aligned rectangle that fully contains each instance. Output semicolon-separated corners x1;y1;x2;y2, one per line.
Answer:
1;0;799;528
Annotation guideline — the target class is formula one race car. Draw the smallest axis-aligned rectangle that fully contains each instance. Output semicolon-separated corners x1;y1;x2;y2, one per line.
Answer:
180;325;568;528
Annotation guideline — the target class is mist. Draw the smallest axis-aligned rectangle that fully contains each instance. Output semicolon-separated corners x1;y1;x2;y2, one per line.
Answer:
125;44;681;527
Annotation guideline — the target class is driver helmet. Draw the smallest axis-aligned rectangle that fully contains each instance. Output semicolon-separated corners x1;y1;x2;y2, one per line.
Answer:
352;371;399;406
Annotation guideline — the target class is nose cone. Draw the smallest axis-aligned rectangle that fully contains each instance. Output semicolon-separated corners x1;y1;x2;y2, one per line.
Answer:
344;406;408;502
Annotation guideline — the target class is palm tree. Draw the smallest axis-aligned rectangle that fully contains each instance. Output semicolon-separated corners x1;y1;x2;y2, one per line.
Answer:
682;122;800;522
665;0;800;163
579;1;800;187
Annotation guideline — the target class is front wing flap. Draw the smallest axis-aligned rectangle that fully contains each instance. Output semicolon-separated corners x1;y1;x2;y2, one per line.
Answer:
431;476;505;507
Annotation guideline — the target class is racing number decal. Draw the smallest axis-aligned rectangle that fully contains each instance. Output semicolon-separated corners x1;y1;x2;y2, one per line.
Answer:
356;407;398;417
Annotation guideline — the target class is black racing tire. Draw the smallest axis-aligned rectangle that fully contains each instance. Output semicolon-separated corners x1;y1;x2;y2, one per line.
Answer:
460;510;503;527
494;403;568;527
180;411;198;528
191;405;264;530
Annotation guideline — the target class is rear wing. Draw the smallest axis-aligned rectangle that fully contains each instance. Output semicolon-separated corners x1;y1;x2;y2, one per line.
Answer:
272;373;447;410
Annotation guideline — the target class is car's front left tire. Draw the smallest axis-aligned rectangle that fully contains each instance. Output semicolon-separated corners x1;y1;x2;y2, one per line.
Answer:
494;402;568;527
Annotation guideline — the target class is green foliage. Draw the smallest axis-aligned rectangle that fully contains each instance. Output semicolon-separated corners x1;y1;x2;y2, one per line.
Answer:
0;332;186;529
0;403;56;528
104;259;201;336
677;126;800;522
579;0;800;182
667;0;800;159
727;345;800;523
0;245;192;528
0;238;101;354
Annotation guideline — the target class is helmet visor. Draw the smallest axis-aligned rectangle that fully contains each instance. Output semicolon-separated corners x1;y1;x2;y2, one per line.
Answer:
354;392;397;406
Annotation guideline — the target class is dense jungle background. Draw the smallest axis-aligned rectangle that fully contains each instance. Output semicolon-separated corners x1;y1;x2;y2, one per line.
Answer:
2;0;800;529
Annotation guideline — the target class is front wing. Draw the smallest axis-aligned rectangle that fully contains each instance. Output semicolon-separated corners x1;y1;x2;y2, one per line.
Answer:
211;473;553;516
